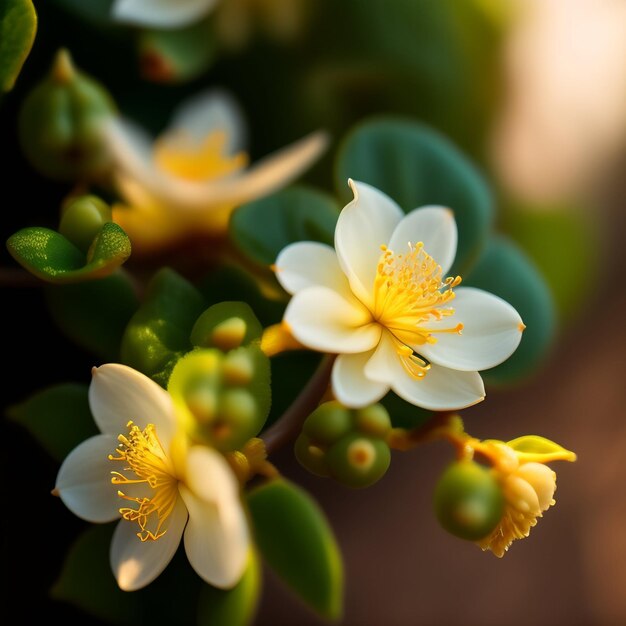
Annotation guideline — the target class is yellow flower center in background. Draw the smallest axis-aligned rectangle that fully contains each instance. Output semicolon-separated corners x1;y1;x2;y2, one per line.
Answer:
373;242;464;379
109;421;178;542
154;129;248;182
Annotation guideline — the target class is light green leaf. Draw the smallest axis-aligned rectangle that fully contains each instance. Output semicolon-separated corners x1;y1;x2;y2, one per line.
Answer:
7;222;131;283
464;235;556;385
248;479;343;620
121;268;205;387
46;271;139;360
7;383;96;461
507;435;577;464
230;186;340;267
0;0;37;92
335;119;494;274
197;551;260;626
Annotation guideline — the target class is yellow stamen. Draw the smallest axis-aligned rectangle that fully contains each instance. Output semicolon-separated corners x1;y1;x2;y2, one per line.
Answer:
373;242;463;379
109;421;178;542
153;129;248;182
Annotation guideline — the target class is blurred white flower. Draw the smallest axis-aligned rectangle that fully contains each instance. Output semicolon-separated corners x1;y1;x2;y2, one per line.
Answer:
112;0;219;28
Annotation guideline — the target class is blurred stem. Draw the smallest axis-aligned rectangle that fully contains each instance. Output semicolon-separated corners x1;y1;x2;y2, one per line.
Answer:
387;412;469;454
262;354;336;456
0;268;42;287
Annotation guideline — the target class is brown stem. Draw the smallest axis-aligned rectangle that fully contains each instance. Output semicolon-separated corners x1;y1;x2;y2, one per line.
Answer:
262;354;336;456
0;268;42;288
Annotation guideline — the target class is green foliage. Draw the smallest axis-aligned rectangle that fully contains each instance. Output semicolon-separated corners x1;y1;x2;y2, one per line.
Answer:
52;0;115;26
335;118;493;275
506;435;576;463
247;479;343;620
197;552;260;626
7;383;96;461
230;186;339;267
0;0;36;91
121;268;206;387
465;235;556;385
46;271;138;360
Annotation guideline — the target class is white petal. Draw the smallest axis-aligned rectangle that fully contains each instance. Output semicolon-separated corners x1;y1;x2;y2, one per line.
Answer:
332;350;389;408
110;497;188;591
285;286;381;354
335;180;403;307
166;89;247;155
179;485;249;589
112;0;218;28
419;287;524;372
274;242;351;297
516;463;556;512
391;359;485;411
55;435;120;523
184;446;239;504
89;364;176;447
387;206;458;276
364;330;400;384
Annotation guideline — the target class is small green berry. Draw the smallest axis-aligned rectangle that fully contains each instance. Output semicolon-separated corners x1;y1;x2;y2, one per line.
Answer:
303;401;353;445
326;433;391;488
58;195;112;253
294;433;330;477
222;349;255;386
354;404;392;438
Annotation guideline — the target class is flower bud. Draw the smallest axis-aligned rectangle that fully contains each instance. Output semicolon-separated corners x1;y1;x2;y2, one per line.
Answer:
302;401;353;445
58;195;112;253
294;433;331;477
354;404;391;438
326;433;391;488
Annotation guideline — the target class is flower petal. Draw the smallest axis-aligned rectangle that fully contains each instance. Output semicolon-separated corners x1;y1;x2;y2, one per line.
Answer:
55;435;119;523
89;364;176;447
112;0;218;28
285;286;381;354
335;180;403;307
274;242;351;297
184;446;239;504
387;206;458;276
419;287;524;372
332;350;389;408
363;330;401;384
179;485;249;589
515;463;556;512
166;89;247;155
110;497;188;591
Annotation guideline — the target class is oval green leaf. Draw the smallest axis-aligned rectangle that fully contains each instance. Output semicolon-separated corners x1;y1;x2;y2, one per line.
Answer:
0;0;37;92
230;186;340;267
464;235;556;385
507;435;577;464
247;479;343;620
335;118;494;274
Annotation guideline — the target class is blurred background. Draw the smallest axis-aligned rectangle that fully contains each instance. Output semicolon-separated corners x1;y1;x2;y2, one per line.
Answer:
2;0;625;624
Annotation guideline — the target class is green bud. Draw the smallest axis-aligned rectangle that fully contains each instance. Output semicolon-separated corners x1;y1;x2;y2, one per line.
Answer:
354;404;391;439
222;349;255;386
58;195;112;253
303;401;353;445
294;433;330;477
326;433;391;488
18;49;116;181
191;302;263;350
434;461;504;541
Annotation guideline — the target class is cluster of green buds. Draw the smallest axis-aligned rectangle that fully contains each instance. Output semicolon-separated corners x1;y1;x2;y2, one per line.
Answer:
295;401;392;488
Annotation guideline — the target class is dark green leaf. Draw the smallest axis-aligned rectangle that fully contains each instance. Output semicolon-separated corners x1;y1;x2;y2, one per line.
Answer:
46;271;139;360
230;186;340;267
248;479;343;620
335;118;494;274
197;552;260;626
465;235;556;385
7;222;131;283
7;383;96;461
0;0;37;92
121;268;205;386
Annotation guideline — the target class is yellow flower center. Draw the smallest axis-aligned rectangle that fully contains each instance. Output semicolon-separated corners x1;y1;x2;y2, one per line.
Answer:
373;242;463;379
153;129;248;182
109;421;178;542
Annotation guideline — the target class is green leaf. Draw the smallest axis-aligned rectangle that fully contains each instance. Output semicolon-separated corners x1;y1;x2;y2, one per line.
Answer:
7;383;96;461
7;223;131;283
46;271;139;360
465;235;556;385
230;186;340;267
0;0;37;92
335;118;494;274
197;551;260;626
506;435;577;464
248;479;343;620
121;268;205;387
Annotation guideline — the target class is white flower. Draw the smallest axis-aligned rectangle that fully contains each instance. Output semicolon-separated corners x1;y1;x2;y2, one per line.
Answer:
275;180;525;410
103;89;328;252
112;0;219;29
55;364;249;591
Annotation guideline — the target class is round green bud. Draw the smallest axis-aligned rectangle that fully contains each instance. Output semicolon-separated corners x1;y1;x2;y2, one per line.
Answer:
222;349;255;386
294;433;330;477
434;461;505;541
326;433;391;488
19;49;116;181
58;195;112;253
303;401;354;445
210;388;258;450
354;404;392;439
